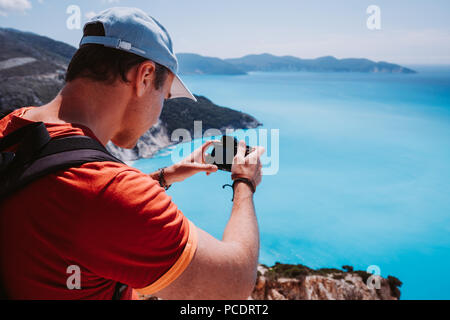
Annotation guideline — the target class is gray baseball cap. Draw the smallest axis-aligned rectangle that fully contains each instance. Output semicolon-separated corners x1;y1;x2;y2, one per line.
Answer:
80;7;197;102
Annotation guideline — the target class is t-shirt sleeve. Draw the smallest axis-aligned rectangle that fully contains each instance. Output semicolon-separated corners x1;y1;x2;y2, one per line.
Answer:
72;167;198;294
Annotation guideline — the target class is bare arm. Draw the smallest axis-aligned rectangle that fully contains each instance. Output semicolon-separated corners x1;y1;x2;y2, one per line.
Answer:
151;141;264;300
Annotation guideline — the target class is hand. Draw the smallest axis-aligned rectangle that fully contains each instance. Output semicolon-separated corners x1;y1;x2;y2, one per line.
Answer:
154;140;219;185
231;140;265;190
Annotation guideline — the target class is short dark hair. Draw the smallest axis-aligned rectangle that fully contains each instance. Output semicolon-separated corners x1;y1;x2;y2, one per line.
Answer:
65;22;170;90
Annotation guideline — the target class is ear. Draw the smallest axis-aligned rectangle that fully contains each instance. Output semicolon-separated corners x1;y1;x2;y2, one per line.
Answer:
135;60;156;97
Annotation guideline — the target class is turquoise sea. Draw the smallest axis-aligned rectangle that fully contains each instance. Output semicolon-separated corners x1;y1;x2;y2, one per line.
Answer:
132;67;450;299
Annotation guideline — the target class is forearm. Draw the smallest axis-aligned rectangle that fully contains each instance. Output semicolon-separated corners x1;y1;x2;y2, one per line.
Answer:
221;182;260;281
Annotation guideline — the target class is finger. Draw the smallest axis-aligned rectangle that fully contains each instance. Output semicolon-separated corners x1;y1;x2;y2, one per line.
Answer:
247;146;265;164
205;164;218;176
235;140;246;163
200;140;218;162
189;163;218;172
205;164;218;172
254;146;266;158
201;140;215;152
184;140;217;163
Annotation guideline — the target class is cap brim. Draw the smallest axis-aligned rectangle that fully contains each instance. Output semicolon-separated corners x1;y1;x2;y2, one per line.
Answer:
169;74;197;102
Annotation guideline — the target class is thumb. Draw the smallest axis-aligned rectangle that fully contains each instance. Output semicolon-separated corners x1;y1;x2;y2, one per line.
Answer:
206;164;219;175
190;163;218;172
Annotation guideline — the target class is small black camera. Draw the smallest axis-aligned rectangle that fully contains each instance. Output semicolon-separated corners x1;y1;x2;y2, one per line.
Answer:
205;136;252;172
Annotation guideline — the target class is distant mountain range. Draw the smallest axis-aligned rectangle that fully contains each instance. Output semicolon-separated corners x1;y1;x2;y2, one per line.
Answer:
177;53;416;75
0;27;416;79
177;53;247;75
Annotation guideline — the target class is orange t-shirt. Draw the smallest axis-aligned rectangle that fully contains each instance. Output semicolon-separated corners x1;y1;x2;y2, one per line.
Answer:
0;107;197;299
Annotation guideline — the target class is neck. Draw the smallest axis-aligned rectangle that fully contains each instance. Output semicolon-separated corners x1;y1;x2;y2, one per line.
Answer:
33;79;131;146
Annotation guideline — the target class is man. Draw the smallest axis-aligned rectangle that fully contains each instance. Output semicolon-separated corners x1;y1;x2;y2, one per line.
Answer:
0;7;264;299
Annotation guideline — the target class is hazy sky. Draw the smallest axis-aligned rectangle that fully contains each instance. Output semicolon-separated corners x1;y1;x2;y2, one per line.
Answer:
0;0;449;65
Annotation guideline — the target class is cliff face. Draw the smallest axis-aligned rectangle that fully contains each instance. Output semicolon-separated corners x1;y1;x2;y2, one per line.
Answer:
250;265;399;300
106;119;172;161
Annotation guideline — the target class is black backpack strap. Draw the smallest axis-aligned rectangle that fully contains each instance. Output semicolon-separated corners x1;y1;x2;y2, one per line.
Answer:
112;282;128;300
0;134;125;199
0;121;50;152
0;122;51;171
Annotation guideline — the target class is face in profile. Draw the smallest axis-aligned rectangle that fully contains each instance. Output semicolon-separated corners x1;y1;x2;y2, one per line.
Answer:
111;69;174;149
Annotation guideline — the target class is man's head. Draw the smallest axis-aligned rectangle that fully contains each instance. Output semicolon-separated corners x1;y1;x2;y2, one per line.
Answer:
66;22;171;91
66;22;174;148
65;7;195;149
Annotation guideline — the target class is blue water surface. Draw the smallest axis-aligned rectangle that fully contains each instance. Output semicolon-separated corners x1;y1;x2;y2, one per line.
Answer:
133;66;450;299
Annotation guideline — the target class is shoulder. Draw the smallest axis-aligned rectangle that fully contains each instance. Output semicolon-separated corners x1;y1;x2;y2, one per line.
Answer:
0;107;35;136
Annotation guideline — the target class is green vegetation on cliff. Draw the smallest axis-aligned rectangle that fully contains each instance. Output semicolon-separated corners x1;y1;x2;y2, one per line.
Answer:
262;262;402;299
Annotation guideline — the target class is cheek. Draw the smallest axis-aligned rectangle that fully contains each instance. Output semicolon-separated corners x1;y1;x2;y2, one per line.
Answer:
152;99;164;119
143;103;162;129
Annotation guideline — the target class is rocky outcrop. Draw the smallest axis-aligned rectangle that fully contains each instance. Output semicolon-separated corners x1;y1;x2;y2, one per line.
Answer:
106;119;173;161
250;264;400;300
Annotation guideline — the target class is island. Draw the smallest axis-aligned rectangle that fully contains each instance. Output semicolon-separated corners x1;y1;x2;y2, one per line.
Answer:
176;52;416;75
